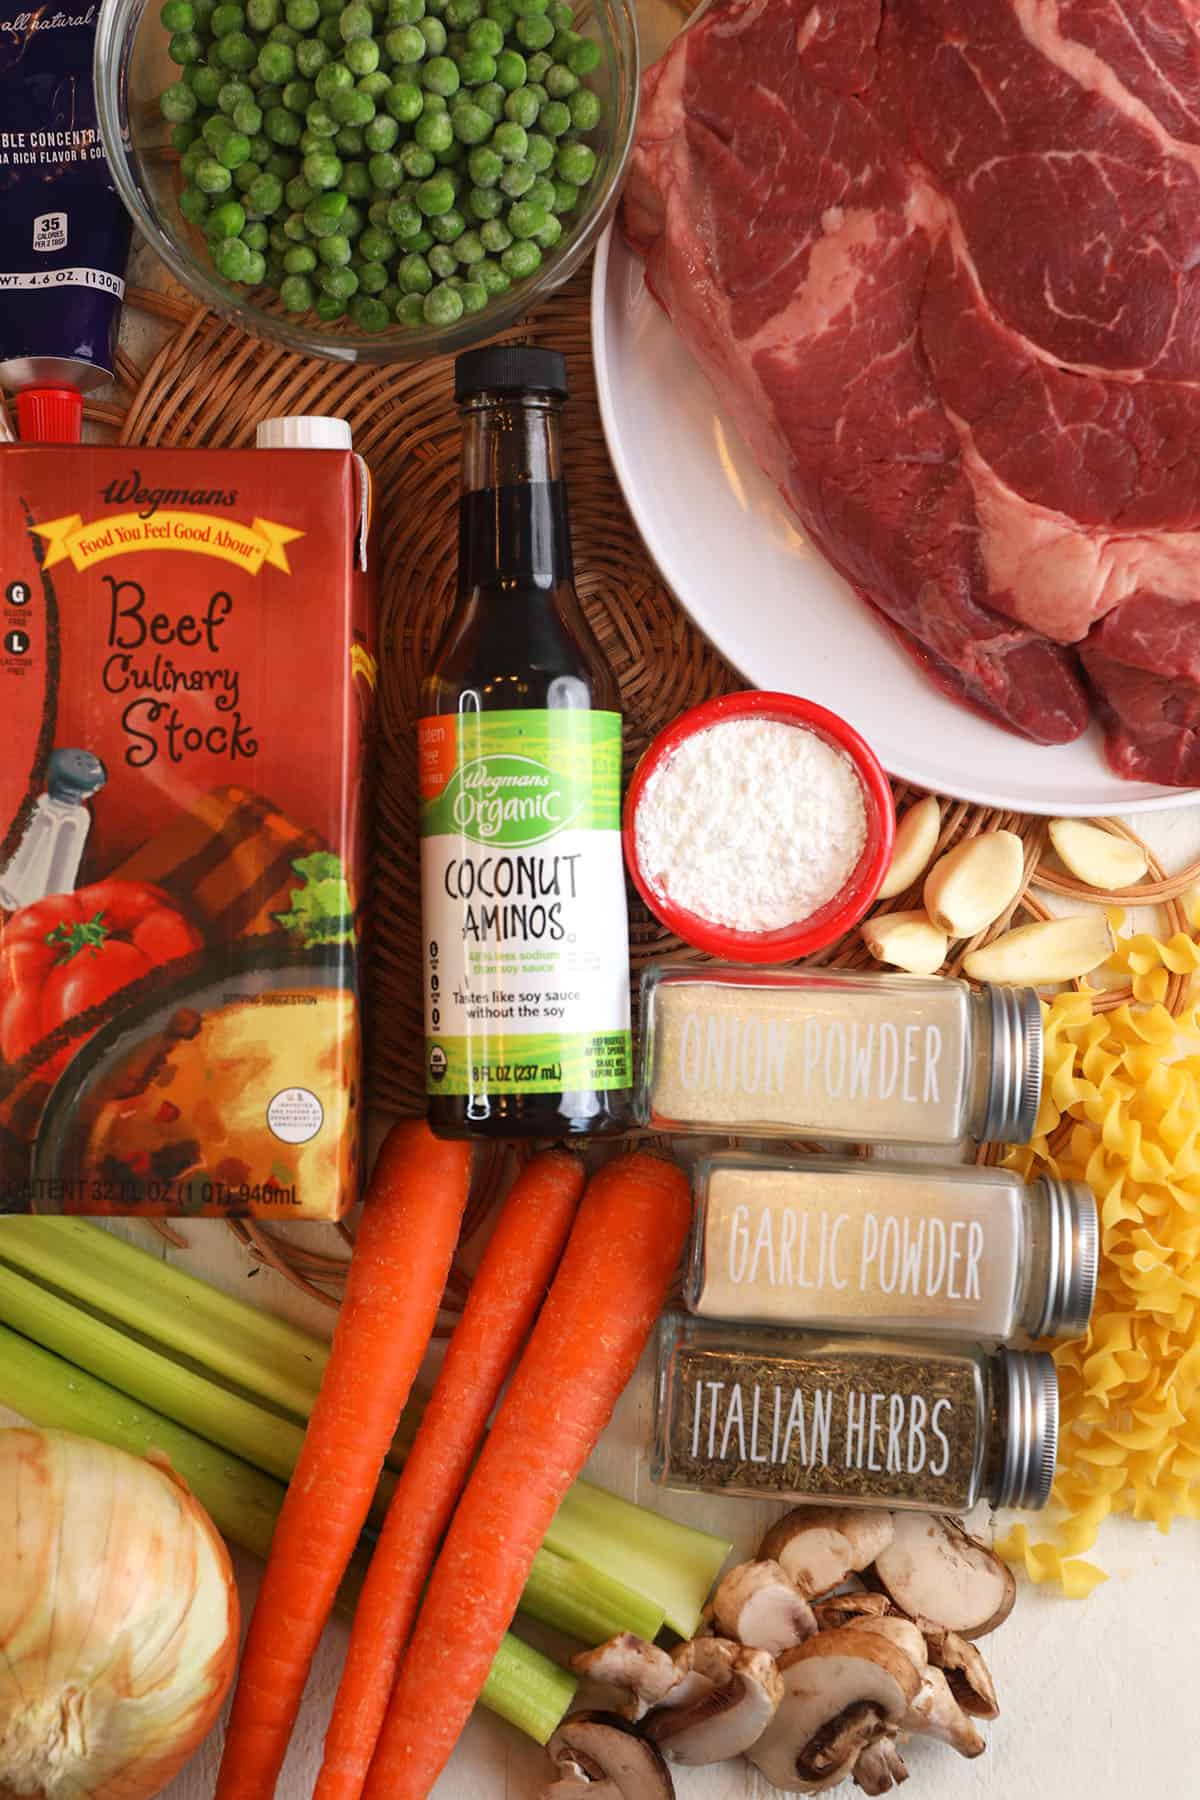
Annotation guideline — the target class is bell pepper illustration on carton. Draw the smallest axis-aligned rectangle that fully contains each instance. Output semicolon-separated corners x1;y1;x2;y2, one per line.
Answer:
0;418;376;1218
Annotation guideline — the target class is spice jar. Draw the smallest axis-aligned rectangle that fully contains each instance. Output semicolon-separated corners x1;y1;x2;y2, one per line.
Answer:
653;1314;1058;1511
687;1154;1097;1342
638;964;1042;1146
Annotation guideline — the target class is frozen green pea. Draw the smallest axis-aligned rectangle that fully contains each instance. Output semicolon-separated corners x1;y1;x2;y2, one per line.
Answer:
317;230;352;264
526;79;547;104
313;292;344;317
265;103;302;142
467;143;501;185
161;0;195;26
304;187;349;230
233;96;264;132
302;146;343;185
246;0;280;24
385;21;424;58
196;154;234;191
479;215;510;251
357;223;394;259
285;0;319;24
474;79;504;117
449;99;490;143
406;224;434;249
212;0;243;30
268;17;301;39
485;0;513;25
340;159;372;195
378;280;402;309
233;160;259;191
396;249;433;291
456;48;495;84
401;140;436;176
315;59;353;94
363;112;398;149
525;47;550;78
171;121;197;150
532;209;560;249
349;292;391;329
206;196;248;235
211;234;254;279
306;99;339;133
203;112;233;147
220;31;258;68
422;88;448;111
413;108;452;150
292;38;327;74
245;248;268;281
282;207;309;238
355;258;389;292
526;172;554;209
318;262;359;296
358;69;392;95
179;184;210;222
503;84;538;126
246;169;284;212
426;241;456;276
452;224;484;262
516;11;552;47
418;14;446;50
346;35;379;71
567;34;598;75
476;254;510;294
386;195;422;236
243;219;271;248
499;156;533;196
180;139;208;178
494;46;524;89
499;237;540;279
217;128;252;166
551;174;577;211
466;14;501;51
548;0;572;25
340;0;372;34
367;148;404;187
492;118;526;160
387;0;424;19
467;182;502;217
549;26;573;56
554;137;593;184
396;290;425;324
256;38;294;80
331;85;375;122
285;172;315;207
188;65;224;104
525;130;554;172
507;196;545;237
415;170;455;214
429;204;464;240
317;14;343;45
422;52;459;93
282;76;315;107
223;79;259;112
160;79;198;121
280;271;315;308
444;0;479;23
543;60;576;97
169;30;203;63
385;78;423;118
537;97;568;136
568;85;598;131
456;275;486;311
423;280;463;324
336;123;364;152
341;199;365;232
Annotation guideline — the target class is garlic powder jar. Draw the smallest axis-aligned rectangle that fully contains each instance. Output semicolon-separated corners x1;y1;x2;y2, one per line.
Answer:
638;965;1043;1146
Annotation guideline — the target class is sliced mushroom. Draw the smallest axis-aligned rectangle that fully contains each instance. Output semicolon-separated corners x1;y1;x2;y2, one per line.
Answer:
759;1508;895;1600
811;1593;892;1631
644;1640;781;1766
547;1714;674;1800
849;1615;928;1676
747;1628;921;1793
922;1627;999;1719
872;1515;1015;1639
571;1635;683;1722
853;1734;909;1795
712;1560;818;1654
902;1666;986;1759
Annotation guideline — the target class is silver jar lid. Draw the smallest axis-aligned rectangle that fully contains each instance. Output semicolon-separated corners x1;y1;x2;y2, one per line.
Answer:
995;1349;1059;1509
1030;1178;1099;1341
977;986;1043;1145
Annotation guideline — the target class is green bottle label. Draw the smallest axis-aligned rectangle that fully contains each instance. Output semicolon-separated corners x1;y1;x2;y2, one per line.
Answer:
418;708;632;1097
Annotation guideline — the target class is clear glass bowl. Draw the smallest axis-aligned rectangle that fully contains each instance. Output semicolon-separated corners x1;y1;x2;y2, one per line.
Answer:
95;0;639;363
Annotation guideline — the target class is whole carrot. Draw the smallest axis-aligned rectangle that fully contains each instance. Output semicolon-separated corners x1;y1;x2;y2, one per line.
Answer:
315;1148;585;1800
215;1119;472;1800
361;1150;692;1800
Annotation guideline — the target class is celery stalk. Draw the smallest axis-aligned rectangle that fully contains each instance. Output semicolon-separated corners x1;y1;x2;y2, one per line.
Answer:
482;1636;578;1745
520;1545;665;1646
0;1323;574;1742
547;1482;732;1639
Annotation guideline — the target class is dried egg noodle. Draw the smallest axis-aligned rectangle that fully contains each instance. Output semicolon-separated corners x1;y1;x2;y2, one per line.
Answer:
997;902;1200;1595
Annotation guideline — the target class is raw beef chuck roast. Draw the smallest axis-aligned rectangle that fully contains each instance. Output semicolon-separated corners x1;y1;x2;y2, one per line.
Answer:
622;0;1200;784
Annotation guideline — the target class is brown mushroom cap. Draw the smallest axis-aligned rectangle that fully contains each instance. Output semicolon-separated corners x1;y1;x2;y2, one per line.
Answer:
850;1615;928;1676
760;1510;895;1600
747;1628;921;1793
712;1560;818;1655
922;1627;1000;1720
547;1713;675;1800
872;1515;1015;1639
644;1642;782;1766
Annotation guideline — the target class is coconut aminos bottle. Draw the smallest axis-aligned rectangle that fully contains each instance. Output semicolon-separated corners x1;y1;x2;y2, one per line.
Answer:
418;345;633;1139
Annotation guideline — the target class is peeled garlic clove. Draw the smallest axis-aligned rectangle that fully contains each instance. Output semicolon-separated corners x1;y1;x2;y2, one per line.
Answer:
862;910;949;975
923;831;1024;938
963;914;1115;985
877;795;942;901
1048;819;1148;892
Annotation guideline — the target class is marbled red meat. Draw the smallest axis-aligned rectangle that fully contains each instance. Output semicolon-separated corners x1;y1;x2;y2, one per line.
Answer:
622;0;1200;782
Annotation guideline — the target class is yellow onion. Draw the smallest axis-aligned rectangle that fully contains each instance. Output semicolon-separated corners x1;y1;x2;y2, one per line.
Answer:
0;1428;238;1800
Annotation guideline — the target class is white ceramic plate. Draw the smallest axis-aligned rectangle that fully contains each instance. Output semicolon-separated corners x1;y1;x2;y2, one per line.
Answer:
591;223;1195;817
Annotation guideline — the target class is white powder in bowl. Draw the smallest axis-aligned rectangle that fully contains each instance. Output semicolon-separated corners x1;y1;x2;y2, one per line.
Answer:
634;718;868;932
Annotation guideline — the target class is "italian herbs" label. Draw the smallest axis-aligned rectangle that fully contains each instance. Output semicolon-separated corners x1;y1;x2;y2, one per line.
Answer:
418;708;632;1097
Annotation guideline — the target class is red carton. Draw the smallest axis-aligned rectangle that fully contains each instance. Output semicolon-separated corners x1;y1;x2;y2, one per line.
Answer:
0;441;375;1218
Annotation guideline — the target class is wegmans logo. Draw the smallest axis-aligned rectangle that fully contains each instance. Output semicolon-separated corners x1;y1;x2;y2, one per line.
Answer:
443;752;584;847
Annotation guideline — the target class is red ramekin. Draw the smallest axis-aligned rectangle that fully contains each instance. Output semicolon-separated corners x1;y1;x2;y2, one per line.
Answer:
623;690;896;964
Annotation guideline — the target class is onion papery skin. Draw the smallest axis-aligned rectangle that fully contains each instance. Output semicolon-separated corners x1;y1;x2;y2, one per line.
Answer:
0;1429;239;1800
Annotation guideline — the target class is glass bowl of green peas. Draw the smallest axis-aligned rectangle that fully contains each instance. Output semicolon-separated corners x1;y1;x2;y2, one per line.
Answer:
95;0;638;358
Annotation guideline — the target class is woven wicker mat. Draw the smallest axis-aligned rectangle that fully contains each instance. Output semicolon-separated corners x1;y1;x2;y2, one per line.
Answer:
100;268;1200;1293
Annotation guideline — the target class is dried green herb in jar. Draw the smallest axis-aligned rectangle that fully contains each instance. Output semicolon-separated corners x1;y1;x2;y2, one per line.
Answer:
652;1315;1058;1511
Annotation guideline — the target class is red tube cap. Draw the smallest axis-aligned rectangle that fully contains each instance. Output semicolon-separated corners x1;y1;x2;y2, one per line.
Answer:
16;386;84;444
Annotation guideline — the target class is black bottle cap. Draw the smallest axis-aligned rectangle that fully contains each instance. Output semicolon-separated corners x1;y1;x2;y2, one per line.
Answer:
454;343;569;402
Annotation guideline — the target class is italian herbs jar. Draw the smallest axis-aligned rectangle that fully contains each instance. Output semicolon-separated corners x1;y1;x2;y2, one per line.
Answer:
687;1156;1098;1342
638;965;1043;1145
653;1316;1059;1511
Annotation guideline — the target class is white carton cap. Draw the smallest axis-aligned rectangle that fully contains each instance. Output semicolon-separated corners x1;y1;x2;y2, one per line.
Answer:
256;415;353;450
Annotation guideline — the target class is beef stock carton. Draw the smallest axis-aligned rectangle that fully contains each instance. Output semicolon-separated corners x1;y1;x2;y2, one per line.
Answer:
0;438;376;1218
